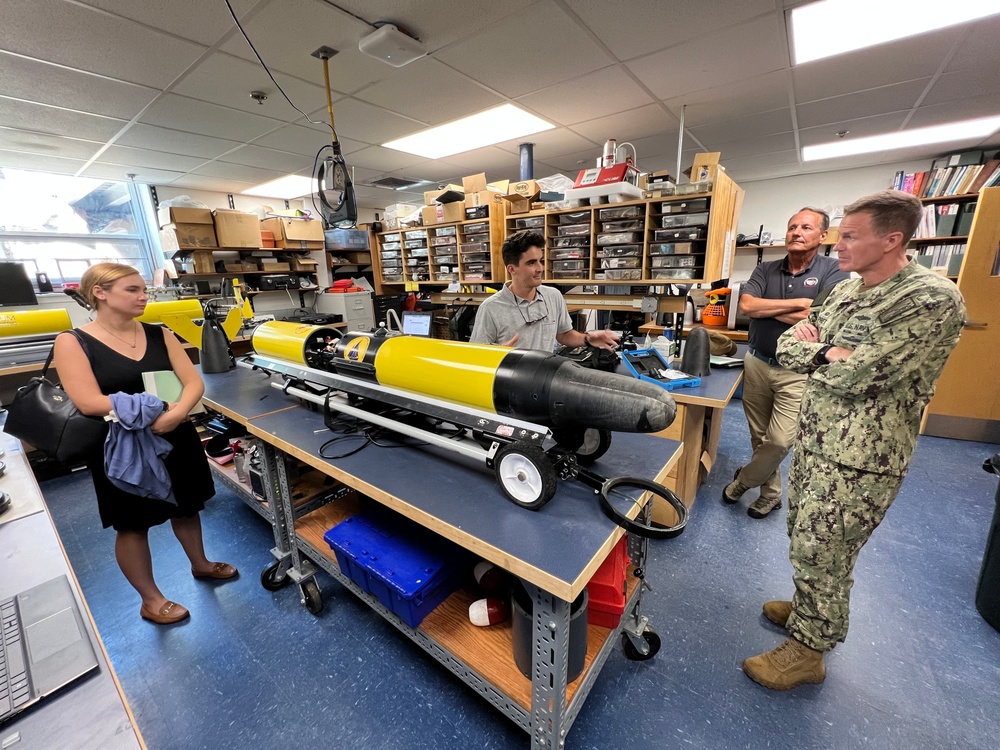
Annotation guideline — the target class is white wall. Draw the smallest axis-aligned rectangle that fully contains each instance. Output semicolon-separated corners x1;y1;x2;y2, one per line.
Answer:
729;158;927;281
153;186;307;217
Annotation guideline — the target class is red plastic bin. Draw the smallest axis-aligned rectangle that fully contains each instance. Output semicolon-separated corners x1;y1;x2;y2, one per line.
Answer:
586;536;630;628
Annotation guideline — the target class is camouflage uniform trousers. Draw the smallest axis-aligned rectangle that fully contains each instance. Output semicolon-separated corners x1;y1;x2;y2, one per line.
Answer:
784;448;904;652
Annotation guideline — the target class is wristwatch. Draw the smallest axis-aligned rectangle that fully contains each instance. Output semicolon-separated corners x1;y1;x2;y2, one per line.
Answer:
814;344;833;365
584;333;592;347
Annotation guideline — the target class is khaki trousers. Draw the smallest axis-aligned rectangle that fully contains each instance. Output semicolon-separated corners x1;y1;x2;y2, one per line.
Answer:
739;353;807;500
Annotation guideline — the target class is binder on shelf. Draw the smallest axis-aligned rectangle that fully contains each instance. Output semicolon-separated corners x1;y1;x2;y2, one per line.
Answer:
955;203;976;236
968;159;1000;193
935;204;959;237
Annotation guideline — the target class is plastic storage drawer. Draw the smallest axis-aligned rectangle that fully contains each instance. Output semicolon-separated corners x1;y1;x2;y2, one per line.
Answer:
652;268;697;279
464;234;490;245
675;181;711;195
323;514;462;629
460;243;489;253
649;242;695;255
463;221;488;234
380;250;400;259
600;269;642;280
558;211;590;225
434;273;458;281
407;248;429;258
661;212;709;228
557;224;590;237
433;254;458;265
383;233;401;243
600;257;640;269
601;220;643;232
515;216;545;229
436;225;457;236
654;228;705;242
553;259;587;272
404;230;427;239
552;236;589;248
381;258;402;268
383;274;403;282
552;249;587;260
597;232;641;245
598;205;642;220
661;198;709;214
552;270;588;279
596;245;641;258
404;239;427;249
651;255;697;268
430;235;456;246
381;242;401;251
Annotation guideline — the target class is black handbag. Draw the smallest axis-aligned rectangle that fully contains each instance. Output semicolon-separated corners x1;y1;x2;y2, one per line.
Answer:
4;330;106;464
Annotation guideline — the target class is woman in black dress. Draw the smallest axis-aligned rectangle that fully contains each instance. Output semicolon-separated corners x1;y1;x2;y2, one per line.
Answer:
55;263;237;624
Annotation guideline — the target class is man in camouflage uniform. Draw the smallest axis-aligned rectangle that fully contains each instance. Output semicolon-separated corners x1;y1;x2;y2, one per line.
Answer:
742;191;965;690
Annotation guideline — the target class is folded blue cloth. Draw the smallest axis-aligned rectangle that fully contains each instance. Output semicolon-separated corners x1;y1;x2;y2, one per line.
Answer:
105;392;176;504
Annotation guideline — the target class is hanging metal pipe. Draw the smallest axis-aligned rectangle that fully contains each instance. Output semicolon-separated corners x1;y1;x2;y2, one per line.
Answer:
519;142;534;180
676;105;685;184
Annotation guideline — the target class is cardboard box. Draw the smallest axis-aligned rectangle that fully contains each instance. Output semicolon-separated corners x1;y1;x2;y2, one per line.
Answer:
283;255;319;272
219;262;246;273
157;206;213;229
384;202;418;217
260;230;276;248
241;259;261;271
462;173;488;194
421;202;467;224
261;261;291;272
260;216;325;250
509;179;539;198
504;180;541;215
159;223;217;252
191;251;215;274
691;152;722;183
573;164;640;188
213;209;263;248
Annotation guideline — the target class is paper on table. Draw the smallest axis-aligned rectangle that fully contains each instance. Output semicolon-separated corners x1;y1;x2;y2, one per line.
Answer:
142;370;206;413
710;355;744;368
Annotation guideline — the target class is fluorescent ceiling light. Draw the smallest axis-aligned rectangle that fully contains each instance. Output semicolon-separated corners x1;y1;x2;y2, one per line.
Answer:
383;104;554;159
802;116;1000;161
242;175;315;199
790;0;1000;64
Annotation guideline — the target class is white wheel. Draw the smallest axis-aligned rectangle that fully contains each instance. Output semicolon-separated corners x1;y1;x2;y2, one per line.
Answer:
494;443;557;510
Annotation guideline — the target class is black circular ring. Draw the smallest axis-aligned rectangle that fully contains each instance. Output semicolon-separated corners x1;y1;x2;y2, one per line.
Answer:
598;476;689;540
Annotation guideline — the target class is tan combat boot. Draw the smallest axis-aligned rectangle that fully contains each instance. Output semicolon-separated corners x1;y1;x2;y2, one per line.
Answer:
762;600;792;629
742;638;826;690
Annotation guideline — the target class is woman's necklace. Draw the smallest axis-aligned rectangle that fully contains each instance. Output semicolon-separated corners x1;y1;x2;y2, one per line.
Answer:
97;320;138;349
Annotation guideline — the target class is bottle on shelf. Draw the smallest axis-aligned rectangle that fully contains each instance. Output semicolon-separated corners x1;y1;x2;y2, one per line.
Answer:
602;139;617;168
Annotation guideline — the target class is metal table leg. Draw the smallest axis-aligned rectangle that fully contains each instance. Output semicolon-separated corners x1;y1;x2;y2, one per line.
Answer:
524;582;571;750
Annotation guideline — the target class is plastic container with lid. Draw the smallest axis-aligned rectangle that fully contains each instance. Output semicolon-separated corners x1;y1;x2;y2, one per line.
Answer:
515;216;545;229
404;230;427;239
599;268;642;280
430;235;456;246
596;245;641;258
408;248;429;258
649;242;695;255
601;219;643;232
553;259;587;272
552;249;587;260
652;268;697;279
600;257;640;269
404;239;427;249
464;232;490;244
597;232;642;245
463;221;489;234
460;243;489;253
436;225;457;236
382;233;401;243
552;269;588;279
557;224;591;237
651;255;697;268
598;205;642;220
661;198;709;214
661;212;709;228
380;250;401;259
675;181;712;195
558;211;591;225
654;228;705;242
433;254;458;265
552;236;590;248
381;241;402;251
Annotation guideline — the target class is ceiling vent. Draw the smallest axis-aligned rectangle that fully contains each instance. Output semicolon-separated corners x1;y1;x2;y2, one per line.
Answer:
370;176;424;190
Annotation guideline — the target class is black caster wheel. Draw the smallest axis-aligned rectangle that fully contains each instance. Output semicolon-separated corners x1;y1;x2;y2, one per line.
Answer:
494;443;557;511
260;561;290;591
575;428;612;465
622;626;661;661
301;579;323;615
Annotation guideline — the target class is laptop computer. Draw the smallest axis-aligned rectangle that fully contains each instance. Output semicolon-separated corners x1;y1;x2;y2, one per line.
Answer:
401;311;433;338
0;574;99;722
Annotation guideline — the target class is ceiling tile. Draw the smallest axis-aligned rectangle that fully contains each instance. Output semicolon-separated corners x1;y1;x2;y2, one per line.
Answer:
81;162;187;184
715;132;797;160
797;113;909;147
168;174;258;192
495;129;598;160
920;69;1000;108
436;147;521;176
906;96;1000;129
571;104;680;145
792;28;963;102
218;0;387;92
796;79;931;128
192;161;286;183
516;66;654;126
663;70;792;126
139;94;285;142
436;2;613;99
627;15;787;100
77;0;258;46
354;58;505;125
717;149;801;180
350;146;428;172
253;124;347;157
569;0;778;60
689;108;793;146
99;145;209;173
316;99;428;145
0;53;159;121
0;98;126;141
384;160;467;183
0;129;102;161
173;52;333;121
218;144;313;173
115;124;242;159
944;14;1000;71
0;149;87;176
3;0;208;88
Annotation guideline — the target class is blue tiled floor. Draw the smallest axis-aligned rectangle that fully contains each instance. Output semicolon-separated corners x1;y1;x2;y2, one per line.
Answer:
44;404;1000;749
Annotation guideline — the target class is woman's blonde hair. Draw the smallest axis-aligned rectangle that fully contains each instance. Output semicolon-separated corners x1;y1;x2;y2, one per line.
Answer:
80;263;142;308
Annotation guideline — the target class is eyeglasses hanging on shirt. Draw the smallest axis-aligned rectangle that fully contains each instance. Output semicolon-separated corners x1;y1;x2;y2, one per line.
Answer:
515;292;549;326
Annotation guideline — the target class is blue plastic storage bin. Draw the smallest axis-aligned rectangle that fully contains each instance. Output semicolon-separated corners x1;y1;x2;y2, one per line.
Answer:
323;514;460;628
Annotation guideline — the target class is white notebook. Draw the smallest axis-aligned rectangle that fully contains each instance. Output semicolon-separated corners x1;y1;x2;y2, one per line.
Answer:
142;370;206;414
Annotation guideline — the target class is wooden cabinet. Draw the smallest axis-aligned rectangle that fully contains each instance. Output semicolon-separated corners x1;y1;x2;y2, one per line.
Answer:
921;186;1000;442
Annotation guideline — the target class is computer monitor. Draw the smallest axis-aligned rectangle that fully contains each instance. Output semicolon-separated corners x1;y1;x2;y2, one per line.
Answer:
401;311;433;337
0;262;38;307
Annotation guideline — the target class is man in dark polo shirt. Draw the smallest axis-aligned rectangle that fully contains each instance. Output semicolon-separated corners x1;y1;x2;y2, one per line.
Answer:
723;208;848;518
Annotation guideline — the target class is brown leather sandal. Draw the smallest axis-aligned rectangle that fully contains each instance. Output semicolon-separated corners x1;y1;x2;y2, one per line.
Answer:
192;562;239;580
140;600;189;624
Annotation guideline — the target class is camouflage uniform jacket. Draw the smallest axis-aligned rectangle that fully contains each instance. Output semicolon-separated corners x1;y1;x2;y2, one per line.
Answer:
775;261;965;476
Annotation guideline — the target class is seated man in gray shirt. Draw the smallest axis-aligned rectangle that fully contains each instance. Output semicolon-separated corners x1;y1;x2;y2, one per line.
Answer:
470;229;619;352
